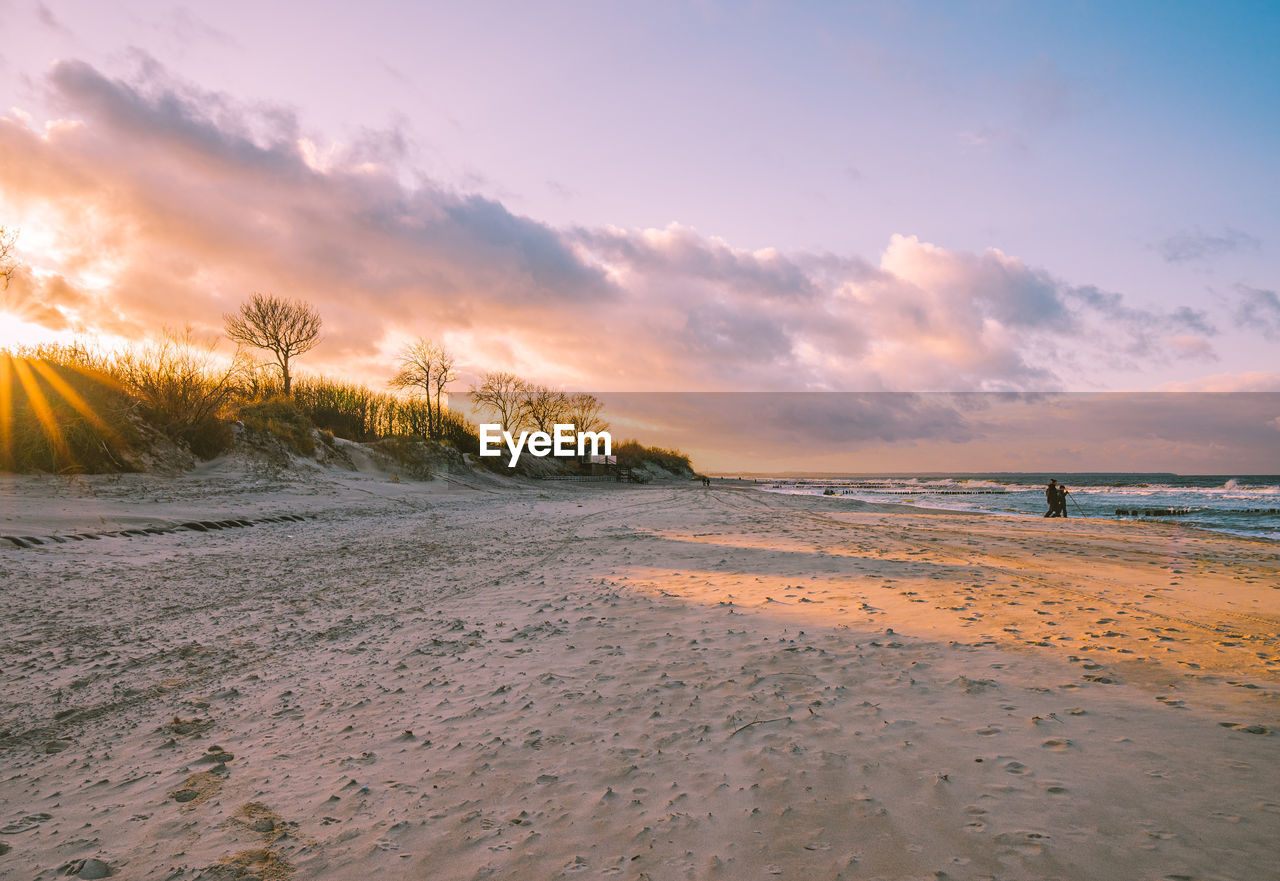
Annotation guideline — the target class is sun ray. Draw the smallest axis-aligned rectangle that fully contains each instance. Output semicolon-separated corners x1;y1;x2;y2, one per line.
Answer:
27;357;120;442
11;356;71;467
0;355;12;466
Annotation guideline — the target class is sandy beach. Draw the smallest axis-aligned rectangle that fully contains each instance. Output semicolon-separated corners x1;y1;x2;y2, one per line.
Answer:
2;463;1278;881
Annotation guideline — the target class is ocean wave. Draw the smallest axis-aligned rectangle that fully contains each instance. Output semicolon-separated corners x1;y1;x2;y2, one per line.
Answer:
760;477;1279;542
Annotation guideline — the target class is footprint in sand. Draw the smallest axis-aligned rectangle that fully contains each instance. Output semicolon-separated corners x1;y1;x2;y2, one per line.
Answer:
232;802;296;842
1218;722;1272;735
170;763;229;807
197;848;294;880
995;830;1050;856
963;805;987;832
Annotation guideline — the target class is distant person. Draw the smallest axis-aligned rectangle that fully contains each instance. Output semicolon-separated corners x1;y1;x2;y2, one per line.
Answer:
1056;483;1070;518
1044;479;1059;517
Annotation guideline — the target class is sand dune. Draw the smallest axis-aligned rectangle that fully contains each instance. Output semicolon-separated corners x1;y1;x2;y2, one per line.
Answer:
1;465;1277;880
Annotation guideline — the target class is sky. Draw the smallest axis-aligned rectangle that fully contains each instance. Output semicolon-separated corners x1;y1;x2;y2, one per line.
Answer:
1;1;1277;469
562;392;1280;474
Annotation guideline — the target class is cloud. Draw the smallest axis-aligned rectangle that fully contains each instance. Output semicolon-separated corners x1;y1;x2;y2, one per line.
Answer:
163;7;236;48
0;58;1226;392
35;2;70;34
1157;227;1261;263
569;392;980;457
0;266;90;331
534;392;1280;473
1233;284;1280;339
4;60;610;356
1158;371;1280;392
1062;286;1216;365
957;126;1010;149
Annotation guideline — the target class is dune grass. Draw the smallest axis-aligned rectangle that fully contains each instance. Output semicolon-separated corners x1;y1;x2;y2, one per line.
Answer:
237;397;316;456
0;341;483;473
0;345;141;473
613;439;693;474
112;335;238;458
1;341;689;476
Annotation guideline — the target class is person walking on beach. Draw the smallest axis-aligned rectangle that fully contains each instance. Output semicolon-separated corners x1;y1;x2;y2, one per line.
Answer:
1044;479;1059;517
1056;483;1070;518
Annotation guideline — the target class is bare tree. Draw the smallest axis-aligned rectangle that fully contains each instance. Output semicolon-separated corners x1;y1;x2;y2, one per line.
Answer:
223;293;322;396
1;226;18;289
430;346;456;435
390;337;456;436
520;384;569;433
566;392;608;433
470;371;527;431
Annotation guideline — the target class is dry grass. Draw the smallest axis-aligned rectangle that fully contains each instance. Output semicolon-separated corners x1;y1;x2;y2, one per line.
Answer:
237;397;315;456
1;341;681;475
0;345;141;472
292;375;479;449
613;438;693;474
113;333;239;458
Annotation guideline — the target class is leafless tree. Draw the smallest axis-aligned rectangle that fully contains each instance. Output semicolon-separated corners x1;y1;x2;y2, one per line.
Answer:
470;371;528;431
430;347;456;435
520;384;569;433
390;337;456;436
566;392;608;433
223;293;322;396
1;226;18;289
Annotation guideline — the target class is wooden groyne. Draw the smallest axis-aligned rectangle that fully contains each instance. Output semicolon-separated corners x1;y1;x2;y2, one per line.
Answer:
1114;507;1280;517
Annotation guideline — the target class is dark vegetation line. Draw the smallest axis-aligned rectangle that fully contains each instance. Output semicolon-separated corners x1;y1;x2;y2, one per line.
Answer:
0;297;692;475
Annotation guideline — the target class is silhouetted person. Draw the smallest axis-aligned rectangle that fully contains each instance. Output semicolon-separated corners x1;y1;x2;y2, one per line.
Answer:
1056;484;1070;518
1044;479;1059;517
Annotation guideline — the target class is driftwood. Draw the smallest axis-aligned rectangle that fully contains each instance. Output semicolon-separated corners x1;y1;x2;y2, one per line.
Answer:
728;715;791;738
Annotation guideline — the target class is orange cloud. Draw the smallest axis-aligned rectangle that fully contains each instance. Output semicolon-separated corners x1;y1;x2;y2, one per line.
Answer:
0;59;1223;392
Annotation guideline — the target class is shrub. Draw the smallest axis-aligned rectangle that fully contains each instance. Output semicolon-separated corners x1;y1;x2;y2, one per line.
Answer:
292;376;380;440
113;334;238;458
237;397;315;456
437;408;480;455
614;439;693;474
291;375;479;455
292;377;431;441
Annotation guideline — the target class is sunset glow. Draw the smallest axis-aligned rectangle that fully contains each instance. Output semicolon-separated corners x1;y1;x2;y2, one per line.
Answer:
0;1;1276;469
0;313;71;351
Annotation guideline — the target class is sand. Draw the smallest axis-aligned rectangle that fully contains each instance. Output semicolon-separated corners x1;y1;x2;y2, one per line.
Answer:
1;461;1278;880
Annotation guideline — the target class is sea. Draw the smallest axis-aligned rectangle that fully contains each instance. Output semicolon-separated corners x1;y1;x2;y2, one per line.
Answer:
759;474;1280;542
